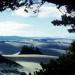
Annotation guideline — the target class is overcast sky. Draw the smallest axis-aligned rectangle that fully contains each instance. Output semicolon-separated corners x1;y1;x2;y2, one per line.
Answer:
0;2;75;39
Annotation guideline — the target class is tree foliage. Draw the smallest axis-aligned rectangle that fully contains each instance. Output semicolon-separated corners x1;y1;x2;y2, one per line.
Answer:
20;72;27;75
47;0;75;33
0;0;75;32
52;15;75;33
0;0;74;11
46;0;75;32
34;41;75;75
20;45;42;54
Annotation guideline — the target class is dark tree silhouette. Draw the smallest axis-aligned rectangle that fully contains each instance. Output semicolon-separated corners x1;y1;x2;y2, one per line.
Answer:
0;0;74;12
20;45;42;54
68;41;75;55
0;0;75;32
0;54;22;68
52;15;75;33
45;0;75;33
34;41;75;75
20;72;27;75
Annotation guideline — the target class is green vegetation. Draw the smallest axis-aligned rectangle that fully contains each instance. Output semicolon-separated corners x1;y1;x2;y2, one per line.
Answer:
34;41;75;75
20;45;42;54
20;72;27;75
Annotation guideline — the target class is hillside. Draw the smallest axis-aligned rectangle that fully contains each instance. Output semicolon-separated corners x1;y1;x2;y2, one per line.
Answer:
0;36;74;56
0;54;25;75
4;54;58;74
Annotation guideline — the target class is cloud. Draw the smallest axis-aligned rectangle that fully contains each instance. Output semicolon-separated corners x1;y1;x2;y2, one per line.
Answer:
13;2;62;18
0;21;50;37
0;21;31;36
13;6;32;17
38;2;62;18
0;21;72;38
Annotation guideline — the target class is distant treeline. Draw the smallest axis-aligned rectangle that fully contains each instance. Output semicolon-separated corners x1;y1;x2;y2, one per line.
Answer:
20;45;42;54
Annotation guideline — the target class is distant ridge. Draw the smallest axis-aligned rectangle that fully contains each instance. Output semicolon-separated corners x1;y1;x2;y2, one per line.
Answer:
0;36;74;41
0;36;74;55
0;36;25;41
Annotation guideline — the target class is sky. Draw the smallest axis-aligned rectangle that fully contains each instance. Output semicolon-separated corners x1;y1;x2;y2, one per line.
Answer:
0;2;75;39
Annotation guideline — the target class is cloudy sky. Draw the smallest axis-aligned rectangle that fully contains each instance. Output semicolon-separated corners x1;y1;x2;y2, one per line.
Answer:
0;2;75;39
